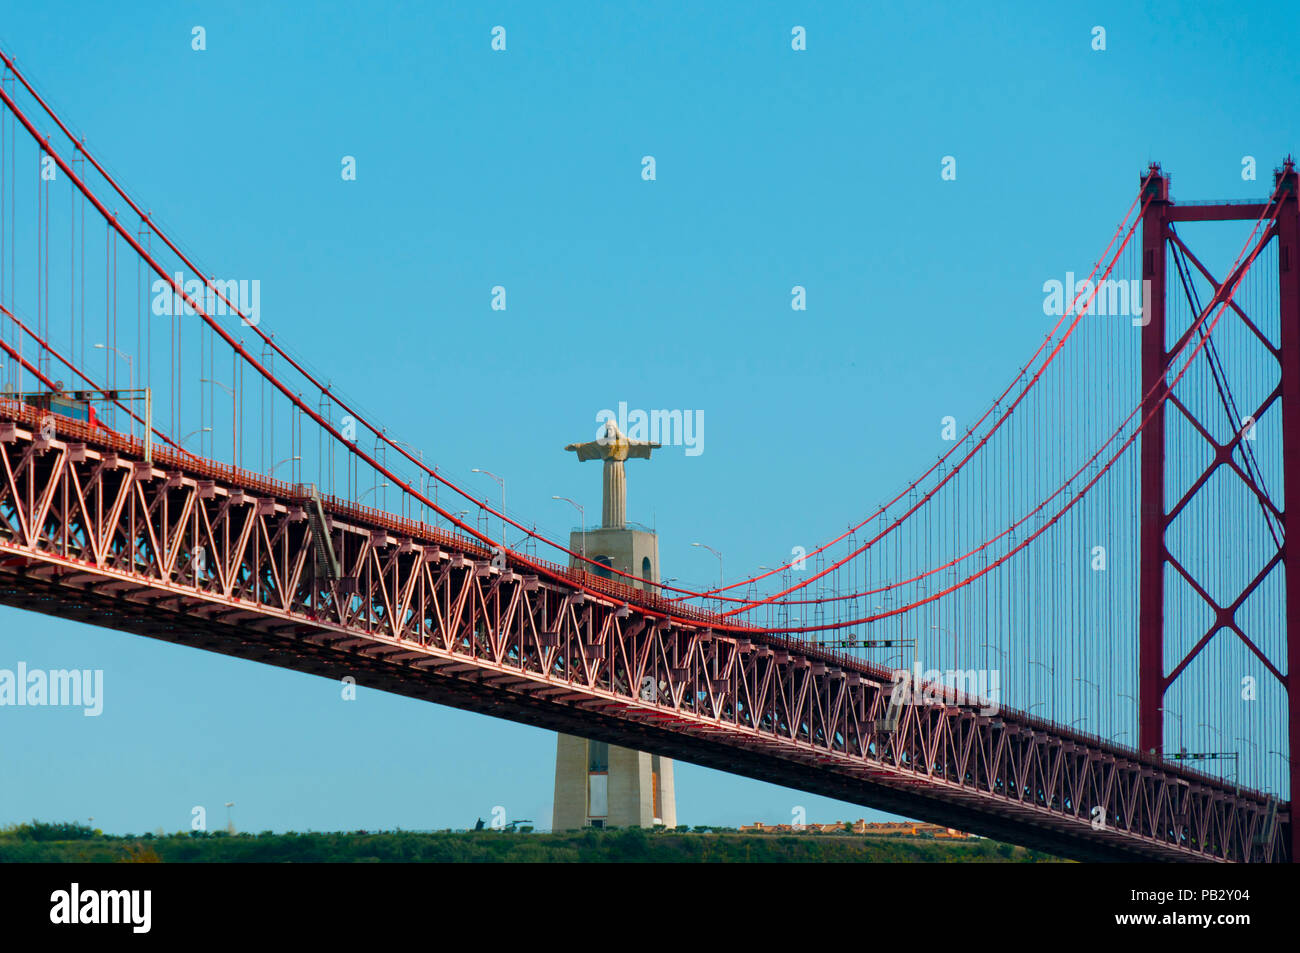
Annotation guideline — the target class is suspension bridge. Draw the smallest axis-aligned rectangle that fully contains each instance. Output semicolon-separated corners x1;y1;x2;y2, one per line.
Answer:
0;50;1293;862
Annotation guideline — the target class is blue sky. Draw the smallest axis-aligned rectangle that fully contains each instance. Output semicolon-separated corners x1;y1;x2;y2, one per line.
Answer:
0;1;1296;834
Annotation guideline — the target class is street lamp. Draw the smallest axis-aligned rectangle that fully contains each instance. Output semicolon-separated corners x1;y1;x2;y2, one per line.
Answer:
1195;723;1228;779
269;455;300;478
930;624;959;659
1072;677;1100;736
94;343;134;440
394;438;434;506
1160;707;1184;751
179;426;212;449
874;602;908;648
1236;736;1259;787
692;542;723;587
873;603;917;668
1074;675;1099;704
358;481;389;504
200;377;237;464
472;468;506;545
926;625;959;674
552;495;585;561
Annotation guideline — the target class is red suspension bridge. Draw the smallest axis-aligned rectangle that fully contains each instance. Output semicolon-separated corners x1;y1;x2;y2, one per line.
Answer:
0;50;1294;862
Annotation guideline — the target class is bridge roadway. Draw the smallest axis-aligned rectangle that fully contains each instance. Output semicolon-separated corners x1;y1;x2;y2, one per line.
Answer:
0;401;1286;862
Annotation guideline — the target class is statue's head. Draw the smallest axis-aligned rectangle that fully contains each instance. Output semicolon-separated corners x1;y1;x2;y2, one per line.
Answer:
597;418;629;460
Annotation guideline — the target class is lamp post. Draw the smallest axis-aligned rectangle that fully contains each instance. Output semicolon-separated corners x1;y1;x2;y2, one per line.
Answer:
270;455;300;478
1196;722;1226;779
179;426;212;450
393;438;433;507
472;468;506;545
692;542;723;588
551;496;585;561
1160;707;1184;752
1074;676;1100;724
1028;660;1053;717
358;481;389;504
931;624;959;664
1268;749;1291;789
200;377;237;464
876;603;910;661
1236;736;1259;788
93;343;134;440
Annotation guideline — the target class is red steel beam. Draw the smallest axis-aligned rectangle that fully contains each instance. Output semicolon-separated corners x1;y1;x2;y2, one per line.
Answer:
1169;203;1273;222
1139;165;1171;757
1275;160;1300;864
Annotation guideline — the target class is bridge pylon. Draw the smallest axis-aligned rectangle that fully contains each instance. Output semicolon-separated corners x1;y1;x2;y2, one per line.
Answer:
1138;160;1300;861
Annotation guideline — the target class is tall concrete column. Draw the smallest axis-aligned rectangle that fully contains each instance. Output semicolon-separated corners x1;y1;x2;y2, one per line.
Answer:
658;755;676;828
552;734;590;831
551;418;678;831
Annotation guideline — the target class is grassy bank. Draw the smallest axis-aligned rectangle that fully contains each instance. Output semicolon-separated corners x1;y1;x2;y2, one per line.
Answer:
0;821;1061;863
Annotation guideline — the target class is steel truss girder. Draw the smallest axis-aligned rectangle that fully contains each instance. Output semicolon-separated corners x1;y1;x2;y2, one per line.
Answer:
0;409;1286;862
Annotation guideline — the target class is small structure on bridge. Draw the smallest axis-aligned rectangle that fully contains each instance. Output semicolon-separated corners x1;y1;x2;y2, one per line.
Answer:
553;420;676;830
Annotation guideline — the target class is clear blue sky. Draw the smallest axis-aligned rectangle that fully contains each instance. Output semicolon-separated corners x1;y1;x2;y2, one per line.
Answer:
0;1;1295;834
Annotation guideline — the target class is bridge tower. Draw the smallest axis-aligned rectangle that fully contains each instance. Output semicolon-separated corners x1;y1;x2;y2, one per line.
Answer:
1138;161;1300;860
552;420;677;830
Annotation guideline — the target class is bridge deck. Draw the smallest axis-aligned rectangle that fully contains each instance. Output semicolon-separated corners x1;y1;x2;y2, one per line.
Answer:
0;402;1287;862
